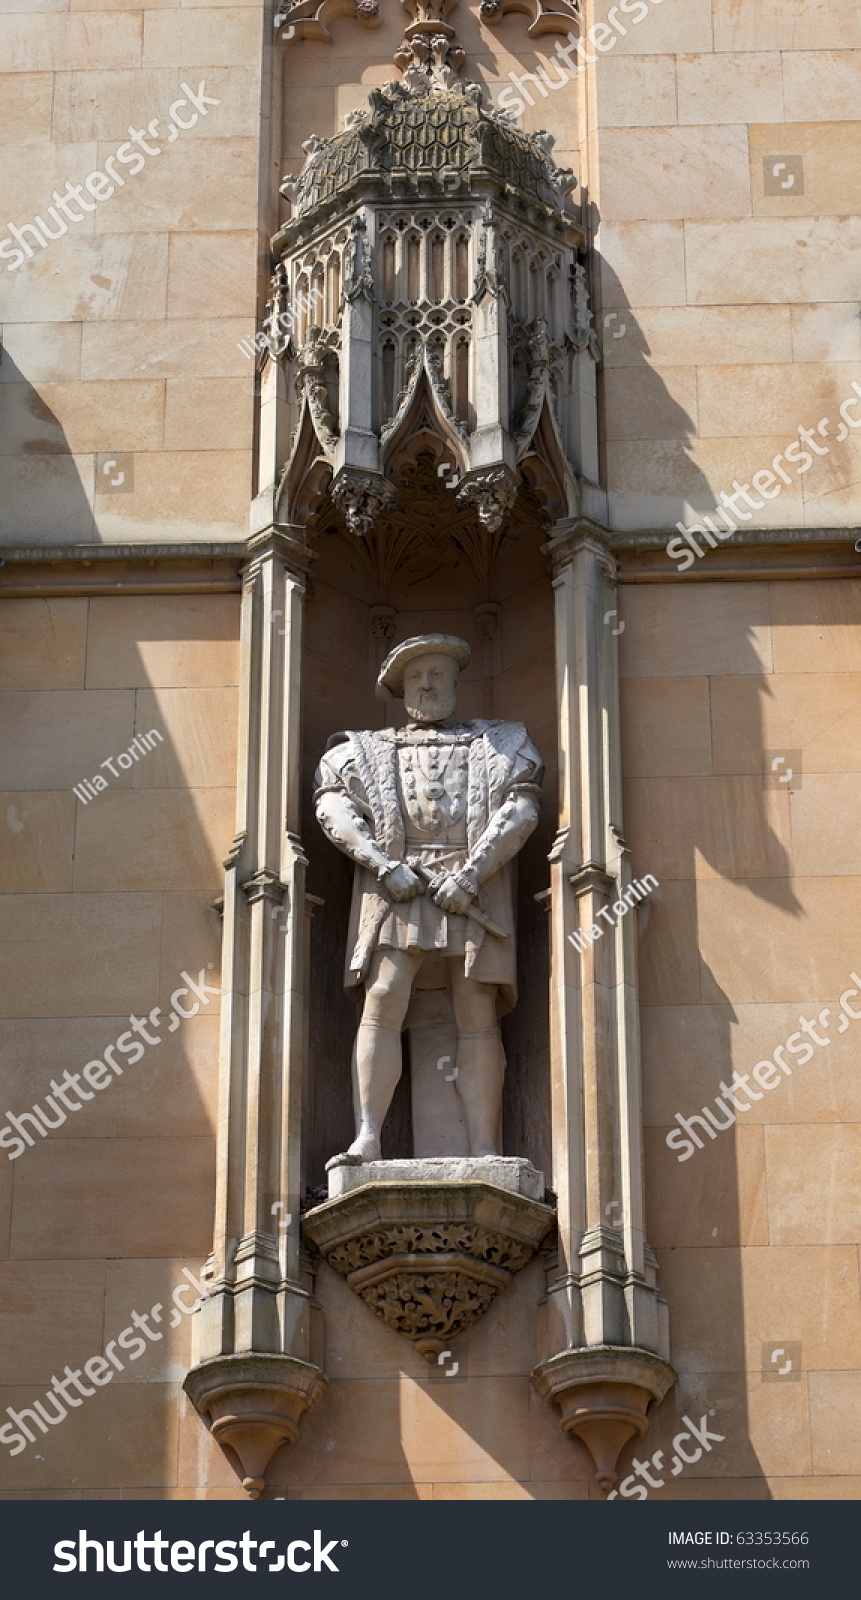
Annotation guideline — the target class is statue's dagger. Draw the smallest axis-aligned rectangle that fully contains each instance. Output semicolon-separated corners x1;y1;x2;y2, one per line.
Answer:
405;857;509;941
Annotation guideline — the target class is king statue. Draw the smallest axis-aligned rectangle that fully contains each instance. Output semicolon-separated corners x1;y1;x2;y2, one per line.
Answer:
314;633;544;1164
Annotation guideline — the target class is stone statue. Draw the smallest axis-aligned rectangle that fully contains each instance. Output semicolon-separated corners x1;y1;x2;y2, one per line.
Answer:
314;634;544;1163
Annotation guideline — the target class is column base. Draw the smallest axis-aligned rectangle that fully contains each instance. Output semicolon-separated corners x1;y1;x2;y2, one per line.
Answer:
184;1353;328;1498
531;1345;676;1494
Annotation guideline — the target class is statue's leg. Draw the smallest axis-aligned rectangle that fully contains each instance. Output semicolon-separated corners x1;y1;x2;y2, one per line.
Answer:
449;967;504;1158
349;947;422;1161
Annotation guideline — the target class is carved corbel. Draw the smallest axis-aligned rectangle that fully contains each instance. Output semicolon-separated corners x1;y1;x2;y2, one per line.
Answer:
478;0;582;39
474;601;500;642
370;604;398;646
275;0;380;46
456;466;519;533
303;1167;555;1361
184;1354;329;1498
394;0;465;91
331;468;396;538
531;1346;676;1493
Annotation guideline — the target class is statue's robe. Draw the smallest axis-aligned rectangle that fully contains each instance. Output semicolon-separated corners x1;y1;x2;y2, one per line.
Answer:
313;718;543;1010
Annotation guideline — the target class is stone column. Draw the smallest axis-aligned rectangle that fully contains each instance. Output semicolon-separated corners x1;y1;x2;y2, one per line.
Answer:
184;525;328;1498
532;519;674;1492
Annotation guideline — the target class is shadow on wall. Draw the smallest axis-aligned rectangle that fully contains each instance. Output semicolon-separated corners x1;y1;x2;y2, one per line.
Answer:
0;360;234;1500
595;247;719;539
0;357;99;540
594;253;817;1496
621;568;860;1498
597;240;861;543
511;242;802;1498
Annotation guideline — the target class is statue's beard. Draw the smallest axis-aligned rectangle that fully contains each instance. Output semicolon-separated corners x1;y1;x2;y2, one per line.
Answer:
404;689;457;724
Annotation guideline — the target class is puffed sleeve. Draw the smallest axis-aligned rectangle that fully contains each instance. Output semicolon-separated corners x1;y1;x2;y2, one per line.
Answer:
314;734;392;877
506;730;544;800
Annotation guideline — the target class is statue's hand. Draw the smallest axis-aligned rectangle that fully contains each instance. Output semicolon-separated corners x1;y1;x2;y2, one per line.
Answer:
431;874;474;915
383;862;424;902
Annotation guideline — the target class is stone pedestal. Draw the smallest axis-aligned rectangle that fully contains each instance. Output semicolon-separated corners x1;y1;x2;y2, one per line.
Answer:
304;1159;555;1360
326;1155;545;1201
531;1345;676;1494
184;1354;328;1499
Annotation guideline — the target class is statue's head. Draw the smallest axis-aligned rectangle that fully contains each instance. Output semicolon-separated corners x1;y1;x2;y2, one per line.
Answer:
376;634;471;724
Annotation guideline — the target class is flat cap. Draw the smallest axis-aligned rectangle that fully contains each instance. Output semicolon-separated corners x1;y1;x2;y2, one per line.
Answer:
375;633;471;700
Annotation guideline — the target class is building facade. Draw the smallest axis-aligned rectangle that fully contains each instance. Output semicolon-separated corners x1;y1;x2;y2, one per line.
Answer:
1;0;859;1501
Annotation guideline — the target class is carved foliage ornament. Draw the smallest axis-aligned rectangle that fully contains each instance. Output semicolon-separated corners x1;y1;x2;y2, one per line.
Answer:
303;1182;555;1358
276;0;582;46
357;1262;503;1347
479;0;582;39
276;0;379;45
456;465;519;532
394;31;466;93
326;1219;535;1274
295;328;339;455
330;468;396;538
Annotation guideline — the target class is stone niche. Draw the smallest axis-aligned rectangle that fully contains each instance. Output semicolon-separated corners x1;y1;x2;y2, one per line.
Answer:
301;495;558;1184
303;1158;555;1359
299;504;559;1355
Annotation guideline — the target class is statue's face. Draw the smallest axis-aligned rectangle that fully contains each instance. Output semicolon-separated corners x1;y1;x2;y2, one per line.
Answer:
402;653;459;724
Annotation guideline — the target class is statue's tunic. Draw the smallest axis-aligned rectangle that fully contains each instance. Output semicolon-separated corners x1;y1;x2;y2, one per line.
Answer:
313;718;543;1009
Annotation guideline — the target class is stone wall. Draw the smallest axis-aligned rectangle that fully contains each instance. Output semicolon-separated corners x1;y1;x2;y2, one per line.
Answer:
0;0;264;543
0;0;858;1501
0;586;238;1494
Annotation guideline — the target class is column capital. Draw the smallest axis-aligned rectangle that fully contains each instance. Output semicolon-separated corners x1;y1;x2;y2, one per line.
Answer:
569;861;615;899
544;518;616;580
243;525;315;585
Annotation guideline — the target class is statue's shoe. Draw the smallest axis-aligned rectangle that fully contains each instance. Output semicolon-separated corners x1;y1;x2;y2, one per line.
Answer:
324;1150;365;1171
